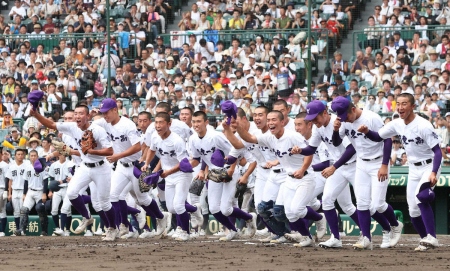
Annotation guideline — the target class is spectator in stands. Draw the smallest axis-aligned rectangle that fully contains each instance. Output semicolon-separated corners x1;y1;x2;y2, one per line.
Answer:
40;0;59;18
147;5;160;42
412;44;429;66
9;0;26;20
275;6;291;29
212;10;226;30
196;12;211;31
229;10;244;29
425;5;438;25
420;50;441;73
350;50;367;74
372;5;386;25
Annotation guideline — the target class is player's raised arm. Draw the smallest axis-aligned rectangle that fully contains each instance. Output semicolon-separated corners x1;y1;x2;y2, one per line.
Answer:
235;119;258;144
222;118;245;150
357;125;384;142
331;117;343;147
30;107;57;130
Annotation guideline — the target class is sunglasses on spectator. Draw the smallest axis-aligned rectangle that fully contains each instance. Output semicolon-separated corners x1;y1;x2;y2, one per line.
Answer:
361;89;367;92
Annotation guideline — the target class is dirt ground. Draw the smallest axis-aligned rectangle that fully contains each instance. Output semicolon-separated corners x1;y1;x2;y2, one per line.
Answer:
0;234;449;271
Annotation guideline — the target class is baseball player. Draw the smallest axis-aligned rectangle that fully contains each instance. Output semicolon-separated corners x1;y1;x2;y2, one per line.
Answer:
188;111;257;241
30;105;119;241
0;147;9;236
142;112;194;241
48;154;74;236
292;103;361;248
96;98;169;238
222;106;289;241
6;148;29;234
358;93;440;250
331;96;403;250
235;110;323;247
15;150;48;236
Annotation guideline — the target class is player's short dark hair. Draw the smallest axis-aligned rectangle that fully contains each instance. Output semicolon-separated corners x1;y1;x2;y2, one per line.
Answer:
156;102;171;113
237;108;246;118
180;107;193;115
273;99;288;109
75;104;90;114
15;149;26;155
42;137;52;144
193;111;208;121
296;112;307;119
29;150;38;156
396;93;415;105
269;110;284;121
155;112;171;123
138;111;152;120
255;106;269;114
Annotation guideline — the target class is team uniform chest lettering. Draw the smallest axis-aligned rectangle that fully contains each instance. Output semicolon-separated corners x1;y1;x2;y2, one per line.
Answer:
158;148;176;157
107;132;128;142
273;147;293;158
12;169;25;177
345;129;367;139
196;146;216;156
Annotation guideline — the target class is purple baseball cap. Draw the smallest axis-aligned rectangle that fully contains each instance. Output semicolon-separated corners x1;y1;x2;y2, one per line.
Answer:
99;98;117;113
331;96;350;121
33;158;47;174
304;100;326;121
28;90;44;109
221;100;237;125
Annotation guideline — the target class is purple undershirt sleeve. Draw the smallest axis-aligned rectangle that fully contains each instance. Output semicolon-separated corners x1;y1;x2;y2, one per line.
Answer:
226;156;237;165
201;160;207;171
332;130;342;147
312;160;330;171
432;144;442;174
333;144;356;169
382;138;392;165
301;145;317;156
366;130;384;142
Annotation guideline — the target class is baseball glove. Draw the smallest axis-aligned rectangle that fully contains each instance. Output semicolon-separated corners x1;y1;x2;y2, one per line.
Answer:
207;168;232;183
138;170;152;193
235;182;247;198
81;130;97;155
189;178;205;196
52;141;72;156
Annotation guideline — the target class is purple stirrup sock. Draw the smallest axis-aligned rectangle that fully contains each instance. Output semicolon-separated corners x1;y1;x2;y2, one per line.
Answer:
230;207;252;221
411;216;427;238
81;195;91;204
418;203;436;238
382;205;399;227
119;200;130;226
229;216;236;227
127;206;140;215
67;216;72;231
143;224;150;231
105;206;117;229
98;210;109;229
372;211;391;231
303;206;323;221
261;219;276;234
324;209;340;239
289;218;311;237
185;201;197;213
70;195;90;218
178;212;191;233
358;210;372;241
213;212;237;232
111;201;121;227
52;215;60;228
142;200;163;219
350;211;360;227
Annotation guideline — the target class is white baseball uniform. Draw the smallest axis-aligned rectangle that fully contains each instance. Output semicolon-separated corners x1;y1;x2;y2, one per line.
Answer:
23;163;46;210
0;161;9;219
48;159;74;216
6;160;29;218
256;129;315;222
377;116;441;217
308;141;330;211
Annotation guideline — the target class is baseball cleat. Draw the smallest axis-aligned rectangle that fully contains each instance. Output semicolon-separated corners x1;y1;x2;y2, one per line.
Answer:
171;226;182;239
84;230;93;237
415;240;430;252
175;230;190;241
14;230;24;236
74;217;94;234
420;234;439;248
139;229;155;239
270;236;289;244
121;229;139;239
255;228;270;238
40;231;48;236
293;236;314;247
64;230;70;237
136;208;147;230
0;232;5;237
219;230;239;242
155;212;169;238
199;229;206;237
167;229;176;237
353;236;373;250
259;233;277;243
191;203;203;230
103;227;118;242
213;229;226;237
245;213;257;238
94;228;104;236
119;223;129;237
315;213;326;239
380;230;391;248
53;227;64;236
190;231;199;239
319;235;342;248
284;231;303;243
389;221;403;247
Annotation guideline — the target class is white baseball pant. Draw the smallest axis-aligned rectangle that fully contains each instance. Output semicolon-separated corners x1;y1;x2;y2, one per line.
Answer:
354;158;390;215
115;164;153;206
208;171;240;216
12;189;24;218
309;172;326;211
66;162;112;212
275;173;316;222
407;163;441;217
322;163;357;215
51;187;67;216
253;167;269;213
23;189;43;210
165;173;192;215
0;188;7;219
262;170;287;202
